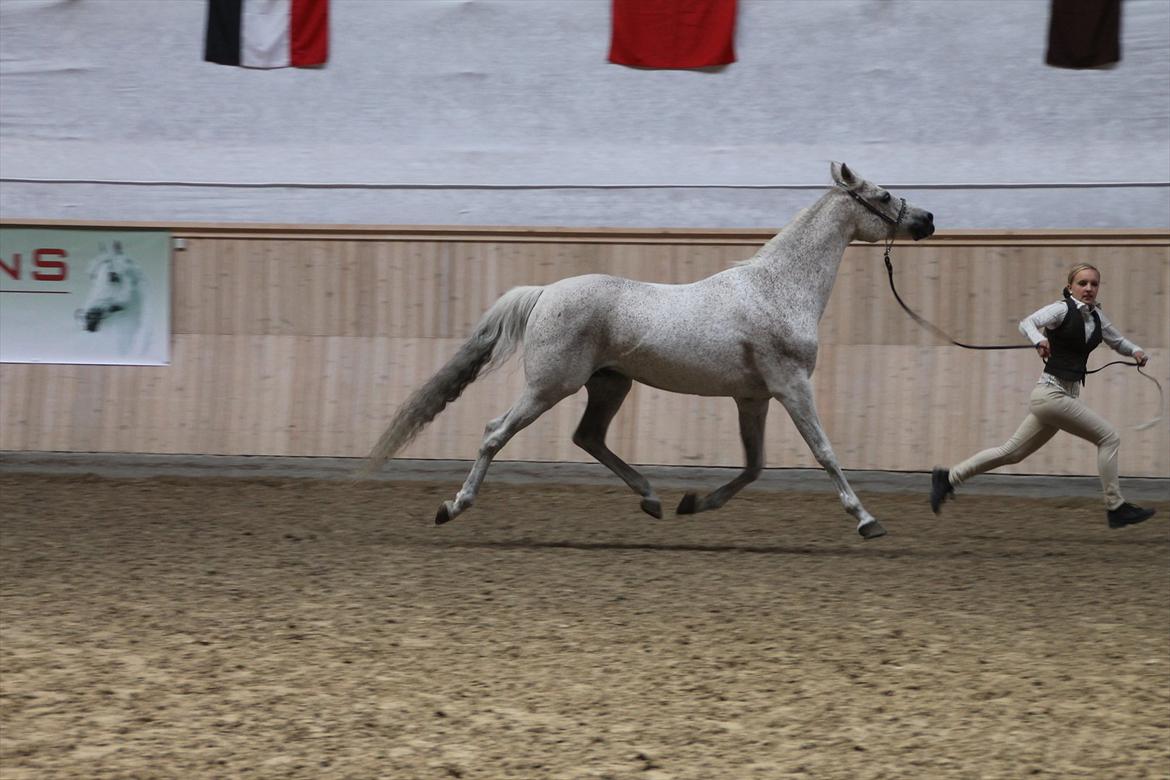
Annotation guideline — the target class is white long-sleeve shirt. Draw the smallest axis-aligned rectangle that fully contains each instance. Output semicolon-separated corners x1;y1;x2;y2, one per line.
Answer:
1018;299;1143;396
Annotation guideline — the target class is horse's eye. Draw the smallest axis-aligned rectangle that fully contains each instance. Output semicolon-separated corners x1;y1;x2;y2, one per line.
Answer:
880;192;892;203
108;272;121;283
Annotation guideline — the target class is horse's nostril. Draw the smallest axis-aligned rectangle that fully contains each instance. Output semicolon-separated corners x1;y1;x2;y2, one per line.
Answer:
926;212;934;222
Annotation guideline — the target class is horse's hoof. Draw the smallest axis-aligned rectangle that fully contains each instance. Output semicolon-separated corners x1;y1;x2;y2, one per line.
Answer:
435;501;455;525
676;492;698;515
640;497;663;519
858;519;887;540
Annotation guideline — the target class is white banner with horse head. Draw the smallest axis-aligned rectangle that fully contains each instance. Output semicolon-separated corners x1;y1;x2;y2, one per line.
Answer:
0;228;170;365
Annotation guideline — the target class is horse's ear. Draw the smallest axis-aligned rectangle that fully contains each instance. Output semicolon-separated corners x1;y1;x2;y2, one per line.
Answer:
112;240;123;254
831;161;859;190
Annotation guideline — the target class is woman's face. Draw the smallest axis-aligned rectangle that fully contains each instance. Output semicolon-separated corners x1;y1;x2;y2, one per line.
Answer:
1068;268;1101;305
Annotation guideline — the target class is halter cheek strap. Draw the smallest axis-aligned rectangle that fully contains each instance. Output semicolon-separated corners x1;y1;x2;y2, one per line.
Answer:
840;185;905;228
840;186;908;277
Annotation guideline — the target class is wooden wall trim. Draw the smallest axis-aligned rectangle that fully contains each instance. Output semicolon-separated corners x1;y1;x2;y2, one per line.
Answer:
3;219;1168;246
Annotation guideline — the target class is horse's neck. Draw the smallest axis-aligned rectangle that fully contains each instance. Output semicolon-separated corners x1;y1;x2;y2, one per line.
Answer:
752;193;855;316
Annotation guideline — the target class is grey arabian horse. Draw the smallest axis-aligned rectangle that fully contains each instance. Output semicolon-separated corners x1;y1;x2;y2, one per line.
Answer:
366;162;935;539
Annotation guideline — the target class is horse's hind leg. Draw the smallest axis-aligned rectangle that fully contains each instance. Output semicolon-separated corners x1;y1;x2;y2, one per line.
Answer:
771;374;886;540
435;388;563;525
572;370;662;518
677;397;768;515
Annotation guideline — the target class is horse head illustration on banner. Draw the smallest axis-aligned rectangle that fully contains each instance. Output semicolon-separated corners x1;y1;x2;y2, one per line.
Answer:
75;240;151;356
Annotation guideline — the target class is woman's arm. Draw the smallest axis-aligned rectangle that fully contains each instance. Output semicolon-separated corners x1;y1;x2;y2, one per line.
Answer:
1097;310;1148;365
1019;301;1066;360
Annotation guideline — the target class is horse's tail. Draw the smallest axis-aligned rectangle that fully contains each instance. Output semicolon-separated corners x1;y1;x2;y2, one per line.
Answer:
361;285;544;474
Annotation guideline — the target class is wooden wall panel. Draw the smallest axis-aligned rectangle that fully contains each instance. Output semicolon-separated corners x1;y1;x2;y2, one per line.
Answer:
1;224;1166;478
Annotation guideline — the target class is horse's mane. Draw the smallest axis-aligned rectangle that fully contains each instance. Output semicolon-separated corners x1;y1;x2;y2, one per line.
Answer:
733;206;809;267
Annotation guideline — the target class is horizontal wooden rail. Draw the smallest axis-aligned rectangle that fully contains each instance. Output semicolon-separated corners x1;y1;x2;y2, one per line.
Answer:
3;219;1167;246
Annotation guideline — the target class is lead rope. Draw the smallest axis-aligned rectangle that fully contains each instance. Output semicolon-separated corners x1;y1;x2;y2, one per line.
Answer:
881;238;1163;430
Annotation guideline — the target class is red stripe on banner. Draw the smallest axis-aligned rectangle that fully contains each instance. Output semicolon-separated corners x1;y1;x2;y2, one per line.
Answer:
609;0;736;69
290;0;328;67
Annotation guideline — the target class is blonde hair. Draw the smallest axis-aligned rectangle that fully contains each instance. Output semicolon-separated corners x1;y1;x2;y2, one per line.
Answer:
1066;263;1100;286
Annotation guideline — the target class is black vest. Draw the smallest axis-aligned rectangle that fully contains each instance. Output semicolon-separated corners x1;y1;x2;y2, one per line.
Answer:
1044;291;1102;382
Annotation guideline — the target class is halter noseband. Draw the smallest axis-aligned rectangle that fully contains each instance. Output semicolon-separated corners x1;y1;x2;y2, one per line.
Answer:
840;185;906;230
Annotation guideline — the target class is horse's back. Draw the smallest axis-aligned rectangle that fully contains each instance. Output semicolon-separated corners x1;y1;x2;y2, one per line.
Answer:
523;271;771;397
533;272;742;338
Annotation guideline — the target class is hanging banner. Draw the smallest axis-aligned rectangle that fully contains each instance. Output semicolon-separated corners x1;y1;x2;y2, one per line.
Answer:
609;0;737;69
1046;0;1121;69
0;228;170;365
205;0;330;69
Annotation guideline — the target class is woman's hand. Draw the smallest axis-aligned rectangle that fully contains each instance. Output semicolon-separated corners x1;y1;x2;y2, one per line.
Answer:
1035;340;1051;360
1133;350;1149;367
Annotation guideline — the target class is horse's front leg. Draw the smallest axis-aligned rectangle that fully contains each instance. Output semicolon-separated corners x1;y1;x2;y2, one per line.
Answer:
677;397;768;515
771;375;886;540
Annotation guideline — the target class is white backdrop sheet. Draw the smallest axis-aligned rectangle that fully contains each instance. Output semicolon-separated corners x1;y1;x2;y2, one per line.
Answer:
1;0;1168;228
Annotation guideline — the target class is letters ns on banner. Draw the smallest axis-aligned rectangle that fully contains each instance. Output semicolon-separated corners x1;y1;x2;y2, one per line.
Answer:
0;249;69;283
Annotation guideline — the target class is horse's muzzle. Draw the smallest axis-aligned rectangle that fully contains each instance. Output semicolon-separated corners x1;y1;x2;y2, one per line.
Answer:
909;215;935;241
84;309;104;332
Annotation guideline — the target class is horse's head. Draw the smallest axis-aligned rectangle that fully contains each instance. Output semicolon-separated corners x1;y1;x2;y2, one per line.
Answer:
830;162;935;243
76;241;141;332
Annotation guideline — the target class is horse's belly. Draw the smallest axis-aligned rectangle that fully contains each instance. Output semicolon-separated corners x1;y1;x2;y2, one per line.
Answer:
616;356;766;398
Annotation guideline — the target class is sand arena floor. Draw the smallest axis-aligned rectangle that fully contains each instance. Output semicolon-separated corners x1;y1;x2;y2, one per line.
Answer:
1;469;1168;779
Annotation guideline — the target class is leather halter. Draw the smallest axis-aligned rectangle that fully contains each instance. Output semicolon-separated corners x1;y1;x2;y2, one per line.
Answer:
840;185;906;229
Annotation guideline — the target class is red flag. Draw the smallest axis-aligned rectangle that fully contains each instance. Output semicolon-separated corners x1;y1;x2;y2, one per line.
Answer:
609;0;737;69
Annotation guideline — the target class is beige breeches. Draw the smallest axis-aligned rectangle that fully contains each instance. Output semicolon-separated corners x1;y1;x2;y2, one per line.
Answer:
949;383;1123;509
